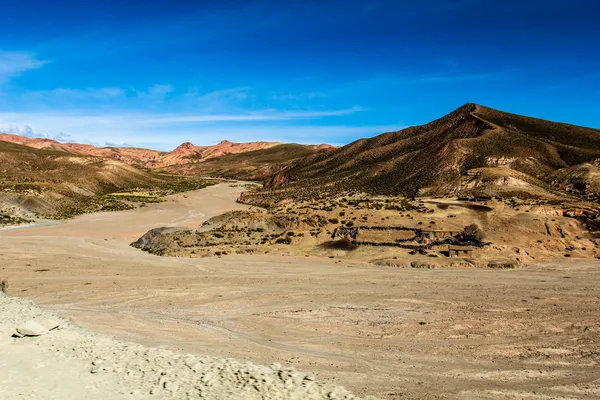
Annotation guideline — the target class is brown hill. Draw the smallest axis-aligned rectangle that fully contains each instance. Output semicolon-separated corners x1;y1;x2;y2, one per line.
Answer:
249;104;600;204
162;143;333;180
0;141;212;219
0;133;80;154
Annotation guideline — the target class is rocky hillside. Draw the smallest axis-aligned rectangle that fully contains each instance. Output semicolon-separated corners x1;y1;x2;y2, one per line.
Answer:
247;104;600;204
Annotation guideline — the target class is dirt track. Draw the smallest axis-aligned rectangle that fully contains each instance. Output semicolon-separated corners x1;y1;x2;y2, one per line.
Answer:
2;183;600;399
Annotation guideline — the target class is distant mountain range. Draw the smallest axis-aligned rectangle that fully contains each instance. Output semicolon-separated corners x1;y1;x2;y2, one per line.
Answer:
0;134;334;217
242;103;600;205
0;134;333;171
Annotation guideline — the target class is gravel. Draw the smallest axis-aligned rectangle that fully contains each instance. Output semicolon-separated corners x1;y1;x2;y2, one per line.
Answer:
0;292;376;399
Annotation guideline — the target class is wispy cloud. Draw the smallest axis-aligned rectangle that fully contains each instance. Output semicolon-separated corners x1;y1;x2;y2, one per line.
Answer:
147;84;173;95
21;86;124;101
410;71;507;83
139;107;365;124
269;91;327;101
0;107;364;128
2;124;72;141
539;72;600;94
104;141;134;147
0;107;367;149
347;69;511;89
180;87;254;112
0;51;50;82
195;87;251;101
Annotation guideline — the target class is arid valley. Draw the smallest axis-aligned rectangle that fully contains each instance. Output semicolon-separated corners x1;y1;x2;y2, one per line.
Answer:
2;3;600;398
2;181;600;399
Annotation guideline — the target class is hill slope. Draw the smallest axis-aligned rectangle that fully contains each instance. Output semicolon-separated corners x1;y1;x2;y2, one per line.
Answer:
249;104;600;204
162;143;332;180
0;141;211;219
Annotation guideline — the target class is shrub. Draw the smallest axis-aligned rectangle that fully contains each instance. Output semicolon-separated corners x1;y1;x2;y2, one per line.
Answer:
462;224;484;243
328;218;339;224
275;236;292;244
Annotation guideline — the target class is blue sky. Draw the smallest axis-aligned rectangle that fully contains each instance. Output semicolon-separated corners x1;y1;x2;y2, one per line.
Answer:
0;0;598;150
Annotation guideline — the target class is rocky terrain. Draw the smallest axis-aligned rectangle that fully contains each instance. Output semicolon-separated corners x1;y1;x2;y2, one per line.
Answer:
133;192;600;264
0;292;370;400
2;182;600;399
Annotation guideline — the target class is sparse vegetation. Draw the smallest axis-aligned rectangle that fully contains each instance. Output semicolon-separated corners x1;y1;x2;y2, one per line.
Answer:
461;224;485;244
0;213;32;226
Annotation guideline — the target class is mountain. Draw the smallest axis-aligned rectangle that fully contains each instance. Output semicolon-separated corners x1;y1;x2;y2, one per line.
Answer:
0;134;331;174
248;103;600;204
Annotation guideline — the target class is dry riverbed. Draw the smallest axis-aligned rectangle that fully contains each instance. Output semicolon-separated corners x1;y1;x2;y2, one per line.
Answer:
1;182;600;399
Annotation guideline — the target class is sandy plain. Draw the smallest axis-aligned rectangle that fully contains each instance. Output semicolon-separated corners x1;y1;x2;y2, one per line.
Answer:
1;182;600;399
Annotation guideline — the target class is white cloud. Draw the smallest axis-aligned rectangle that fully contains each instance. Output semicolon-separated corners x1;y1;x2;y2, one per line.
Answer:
0;107;364;131
196;87;251;101
0;108;381;150
0;51;49;82
3;124;71;141
181;87;254;113
104;141;134;148
270;91;326;101
140;106;365;124
23;87;124;101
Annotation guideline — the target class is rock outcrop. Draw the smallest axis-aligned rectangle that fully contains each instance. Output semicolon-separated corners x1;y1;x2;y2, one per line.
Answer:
264;172;293;188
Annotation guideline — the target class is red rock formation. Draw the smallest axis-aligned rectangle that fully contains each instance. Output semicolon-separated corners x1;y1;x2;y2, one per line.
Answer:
236;191;247;203
264;172;293;188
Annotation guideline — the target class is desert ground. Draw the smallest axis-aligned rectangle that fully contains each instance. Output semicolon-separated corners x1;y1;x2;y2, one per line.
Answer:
2;182;600;399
